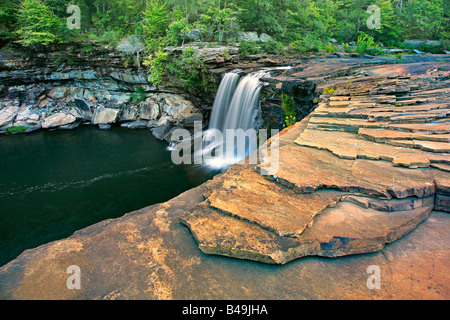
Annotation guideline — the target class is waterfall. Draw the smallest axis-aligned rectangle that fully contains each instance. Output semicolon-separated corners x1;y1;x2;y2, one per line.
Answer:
203;70;269;168
208;72;241;133
209;71;267;133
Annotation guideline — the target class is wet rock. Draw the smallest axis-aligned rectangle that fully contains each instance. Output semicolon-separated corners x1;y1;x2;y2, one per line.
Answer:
152;124;172;140
41;112;77;129
163;95;196;121
98;124;111;130
119;105;139;122
183;113;203;127
139;99;160;120
122;120;148;129
92;105;119;125
0;106;19;127
47;87;67;100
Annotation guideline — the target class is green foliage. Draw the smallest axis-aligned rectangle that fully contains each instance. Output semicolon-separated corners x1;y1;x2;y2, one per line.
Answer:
166;19;189;46
323;86;335;95
142;0;169;50
4;126;29;134
169;46;211;91
2;0;448;54
144;49;168;86
281;94;296;128
260;40;285;55
325;43;336;53
15;0;62;47
289;34;324;53
239;41;260;57
355;32;383;55
130;86;147;103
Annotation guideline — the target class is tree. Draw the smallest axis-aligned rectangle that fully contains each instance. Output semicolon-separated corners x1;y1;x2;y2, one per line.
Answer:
0;0;19;45
15;0;62;47
142;0;170;49
117;35;146;70
397;0;446;40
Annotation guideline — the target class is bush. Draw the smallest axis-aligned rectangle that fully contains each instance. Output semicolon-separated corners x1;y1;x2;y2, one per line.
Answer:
325;44;336;53
260;40;285;55
323;86;335;95
281;94;297;128
288;34;324;53
4;126;28;134
143;49;168;86
355;32;384;56
169;46;212;91
239;41;260;57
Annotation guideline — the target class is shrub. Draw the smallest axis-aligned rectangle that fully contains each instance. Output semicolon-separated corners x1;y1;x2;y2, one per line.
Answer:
281;94;297;128
355;32;375;54
4;126;28;134
144;49;168;86
169;46;212;91
323;86;335;95
325;43;336;53
239;41;260;57
288;34;324;53
260;40;285;55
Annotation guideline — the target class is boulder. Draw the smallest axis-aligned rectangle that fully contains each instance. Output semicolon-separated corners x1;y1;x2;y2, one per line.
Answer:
74;98;94;121
259;33;273;43
47;87;67;100
147;120;159;128
0;106;19;127
24;124;42;133
139;99;160;120
238;31;260;42
41;112;77;129
152;124;172;140
92;105;119;124
26;113;40;125
185;29;202;41
66;107;85;120
183;113;203;127
157;116;171;127
163;95;195;121
119;105;139;122
15;107;32;122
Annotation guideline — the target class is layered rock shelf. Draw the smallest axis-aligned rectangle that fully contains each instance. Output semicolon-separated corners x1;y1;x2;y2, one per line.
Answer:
180;60;450;265
0;56;448;299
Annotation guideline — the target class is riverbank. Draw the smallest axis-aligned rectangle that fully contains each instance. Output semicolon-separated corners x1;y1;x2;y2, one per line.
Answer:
0;56;448;299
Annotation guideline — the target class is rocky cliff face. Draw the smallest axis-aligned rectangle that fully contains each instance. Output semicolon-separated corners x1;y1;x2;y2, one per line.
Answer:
0;43;207;139
0;41;304;140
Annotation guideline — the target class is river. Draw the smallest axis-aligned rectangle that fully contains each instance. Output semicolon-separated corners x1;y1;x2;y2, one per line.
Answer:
0;126;217;266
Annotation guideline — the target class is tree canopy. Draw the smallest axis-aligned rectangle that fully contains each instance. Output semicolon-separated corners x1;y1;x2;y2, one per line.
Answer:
0;0;448;50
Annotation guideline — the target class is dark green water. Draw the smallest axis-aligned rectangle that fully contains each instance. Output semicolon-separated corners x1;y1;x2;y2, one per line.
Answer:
0;126;217;267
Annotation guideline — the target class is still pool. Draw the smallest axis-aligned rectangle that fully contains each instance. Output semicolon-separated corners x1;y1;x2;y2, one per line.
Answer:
0;126;218;267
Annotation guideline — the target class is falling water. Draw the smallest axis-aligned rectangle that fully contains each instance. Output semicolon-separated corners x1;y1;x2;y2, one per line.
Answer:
208;71;241;133
203;70;269;168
